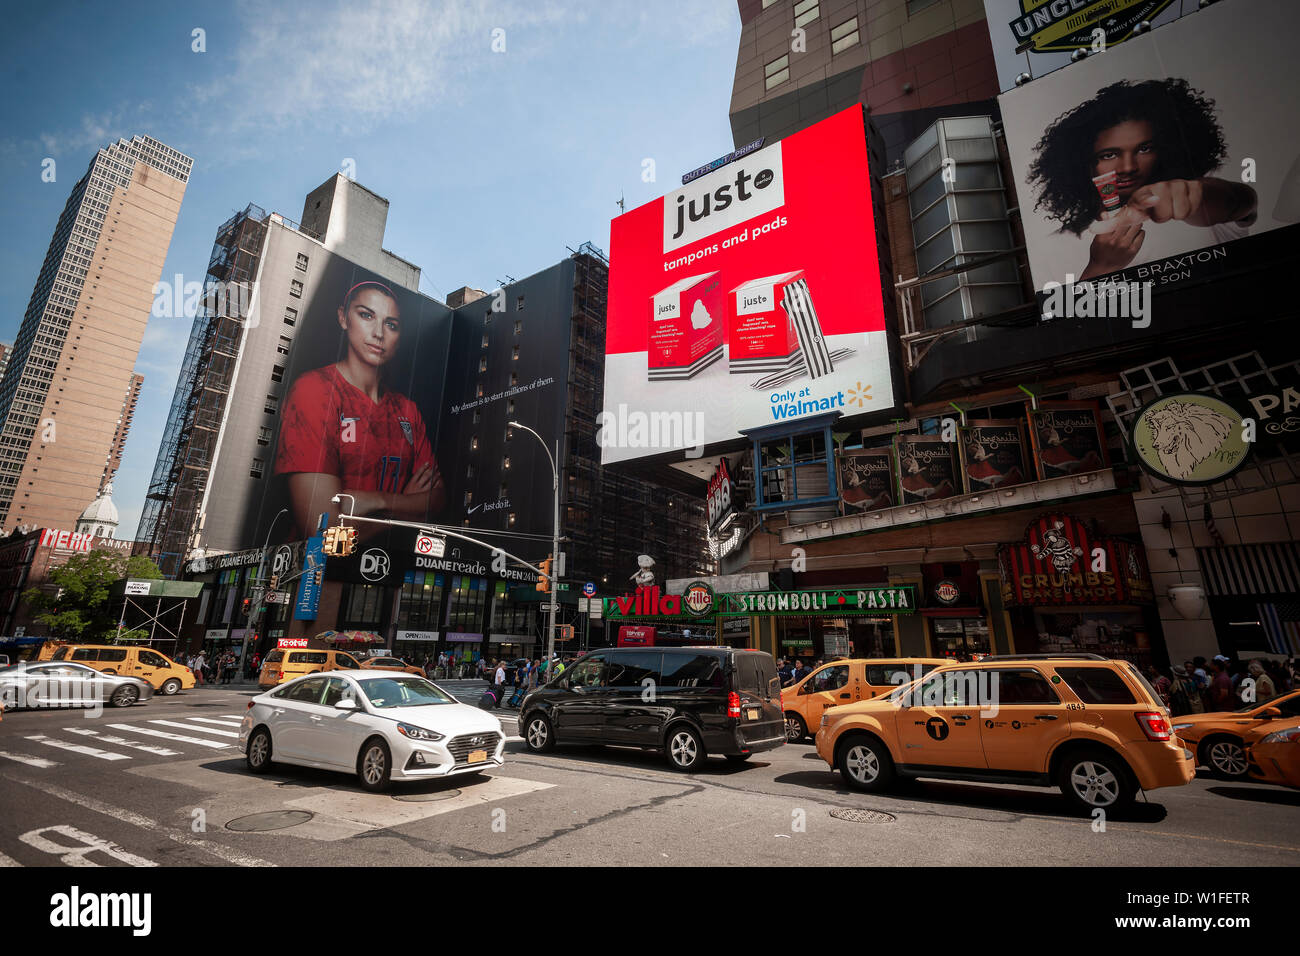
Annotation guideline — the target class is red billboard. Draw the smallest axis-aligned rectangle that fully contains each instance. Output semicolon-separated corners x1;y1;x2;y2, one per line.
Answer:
602;107;896;463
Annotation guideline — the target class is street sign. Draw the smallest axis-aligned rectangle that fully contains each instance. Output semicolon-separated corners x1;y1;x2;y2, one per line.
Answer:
543;603;559;612
577;597;588;612
557;552;566;577
265;591;292;605
415;533;446;557
583;582;596;596
556;583;570;592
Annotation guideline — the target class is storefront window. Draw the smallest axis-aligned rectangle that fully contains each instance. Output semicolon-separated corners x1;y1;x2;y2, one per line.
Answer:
447;576;488;633
1033;611;1150;667
930;617;990;659
398;573;444;630
490;581;536;634
340;583;386;629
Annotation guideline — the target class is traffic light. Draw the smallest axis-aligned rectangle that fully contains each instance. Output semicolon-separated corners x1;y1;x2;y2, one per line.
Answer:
341;527;357;557
536;555;553;593
323;526;340;556
558;625;574;642
269;574;279;591
241;598;251;616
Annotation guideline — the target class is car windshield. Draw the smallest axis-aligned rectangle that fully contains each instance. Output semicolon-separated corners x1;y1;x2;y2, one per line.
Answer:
360;677;455;709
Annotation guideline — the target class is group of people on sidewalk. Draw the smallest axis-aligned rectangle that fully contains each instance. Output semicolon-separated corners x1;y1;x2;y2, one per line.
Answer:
1148;655;1296;716
184;649;252;685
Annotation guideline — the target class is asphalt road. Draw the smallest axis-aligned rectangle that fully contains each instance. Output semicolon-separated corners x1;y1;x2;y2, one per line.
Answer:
1;685;1297;867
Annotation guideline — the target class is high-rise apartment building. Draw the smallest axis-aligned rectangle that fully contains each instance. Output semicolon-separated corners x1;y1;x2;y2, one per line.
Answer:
0;135;191;533
102;372;145;491
0;343;12;389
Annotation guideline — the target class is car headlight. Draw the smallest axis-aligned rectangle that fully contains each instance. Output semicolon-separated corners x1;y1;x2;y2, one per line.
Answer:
396;723;445;741
1260;727;1300;745
1172;723;1193;732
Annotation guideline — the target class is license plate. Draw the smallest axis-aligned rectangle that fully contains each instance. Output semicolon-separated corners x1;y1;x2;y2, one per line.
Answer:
467;750;487;764
747;708;760;720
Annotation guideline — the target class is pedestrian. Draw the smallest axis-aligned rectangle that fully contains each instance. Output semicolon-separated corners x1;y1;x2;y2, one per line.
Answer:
1207;657;1235;712
193;650;207;685
1247;659;1276;702
494;659;506;708
1145;665;1171;709
1169;665;1203;716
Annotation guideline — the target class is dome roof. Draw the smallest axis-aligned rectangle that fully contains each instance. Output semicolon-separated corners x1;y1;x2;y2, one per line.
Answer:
79;483;119;526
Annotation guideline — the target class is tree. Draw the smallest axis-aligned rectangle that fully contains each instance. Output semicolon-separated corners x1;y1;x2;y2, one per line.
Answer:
22;551;164;642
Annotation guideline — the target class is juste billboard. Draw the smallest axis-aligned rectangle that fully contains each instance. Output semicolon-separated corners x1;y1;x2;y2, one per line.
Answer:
602;106;898;465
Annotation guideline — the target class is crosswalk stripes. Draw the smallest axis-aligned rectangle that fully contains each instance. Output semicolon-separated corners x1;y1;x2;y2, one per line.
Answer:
63;727;181;756
24;734;131;761
0;750;59;768
188;717;243;727
146;719;240;738
105;723;231;749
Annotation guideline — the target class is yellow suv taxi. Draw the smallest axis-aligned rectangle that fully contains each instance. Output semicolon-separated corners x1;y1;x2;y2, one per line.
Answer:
815;654;1195;812
258;648;362;688
782;657;947;742
51;644;196;696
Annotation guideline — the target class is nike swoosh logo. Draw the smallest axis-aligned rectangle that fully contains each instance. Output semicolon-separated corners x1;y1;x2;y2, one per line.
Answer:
467;504;483;514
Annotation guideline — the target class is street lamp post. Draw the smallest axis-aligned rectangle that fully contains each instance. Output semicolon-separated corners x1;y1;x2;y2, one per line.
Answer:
509;421;560;674
245;508;288;672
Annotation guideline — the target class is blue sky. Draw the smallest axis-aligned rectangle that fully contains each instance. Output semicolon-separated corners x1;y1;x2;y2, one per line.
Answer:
0;0;742;540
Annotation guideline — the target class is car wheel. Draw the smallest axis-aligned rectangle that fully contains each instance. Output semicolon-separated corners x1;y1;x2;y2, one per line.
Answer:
784;712;808;743
1058;749;1135;812
246;728;273;774
160;678;182;696
524;713;555;753
837;735;895;792
666;725;706;772
357;738;392;793
1199;736;1249;779
110;685;140;708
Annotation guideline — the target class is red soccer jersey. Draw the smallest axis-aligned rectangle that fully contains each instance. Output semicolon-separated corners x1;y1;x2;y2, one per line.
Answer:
274;364;436;498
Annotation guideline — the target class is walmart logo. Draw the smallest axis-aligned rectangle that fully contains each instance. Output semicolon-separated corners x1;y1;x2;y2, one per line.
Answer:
847;383;872;408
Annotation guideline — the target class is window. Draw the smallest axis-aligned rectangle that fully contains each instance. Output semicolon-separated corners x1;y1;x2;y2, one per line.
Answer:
505;426;513;442
295;252;309;272
508;512;516;526
479;357;488;372
466;463;475;479
660;653;723;688
794;0;819;28
289;279;303;298
502;457;510;470
512;345;520;361
276;335;291;355
286;677;327;703
1056;667;1137;705
567;657;606;688
99;648;127;663
476;384;484;398
510;372;518;386
809;664;850;693
250;457;264;479
321;678;351;707
606;651;662;688
472;410;481;425
988;669;1060;705
507;399;515;415
264;394;279;415
485;311;492;326
446;576;488;632
762;0;778;7
71;648;98;661
907;0;941;13
516;295;524;311
340;584;385;628
514;320;522;335
471;437;479;451
283;308;297;326
765;54;789;90
138;650;169;669
398;573;444;630
257;426;272;447
831;16;860;54
271;364;285;383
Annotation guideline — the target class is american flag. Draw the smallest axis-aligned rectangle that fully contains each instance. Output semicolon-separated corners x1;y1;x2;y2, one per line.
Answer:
1257;602;1300;655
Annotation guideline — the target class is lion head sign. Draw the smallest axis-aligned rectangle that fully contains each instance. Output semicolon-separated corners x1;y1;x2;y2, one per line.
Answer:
1130;393;1250;486
998;513;1153;607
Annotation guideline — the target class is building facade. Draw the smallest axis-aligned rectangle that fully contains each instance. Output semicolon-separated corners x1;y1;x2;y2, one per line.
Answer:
0;136;190;535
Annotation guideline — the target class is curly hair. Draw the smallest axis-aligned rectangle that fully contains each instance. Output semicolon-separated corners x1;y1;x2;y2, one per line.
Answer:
1026;79;1227;235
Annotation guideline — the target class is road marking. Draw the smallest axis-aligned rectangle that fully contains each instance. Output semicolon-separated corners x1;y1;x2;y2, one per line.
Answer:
0;850;20;866
188;717;243;728
63;727;181;756
0;750;59;768
25;735;132;761
19;824;156;867
10;779;274;867
148;719;239;738
105;724;230;749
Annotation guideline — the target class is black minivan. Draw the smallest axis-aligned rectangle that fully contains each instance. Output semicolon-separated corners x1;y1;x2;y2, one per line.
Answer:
519;647;785;770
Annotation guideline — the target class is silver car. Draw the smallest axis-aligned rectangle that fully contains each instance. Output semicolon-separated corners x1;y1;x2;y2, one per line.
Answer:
0;661;153;710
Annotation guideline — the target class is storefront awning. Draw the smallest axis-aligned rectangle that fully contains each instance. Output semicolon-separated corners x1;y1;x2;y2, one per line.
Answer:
1198;542;1300;597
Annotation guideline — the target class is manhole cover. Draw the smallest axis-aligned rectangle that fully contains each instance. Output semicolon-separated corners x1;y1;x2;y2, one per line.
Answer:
225;810;314;832
829;808;896;824
391;788;462;803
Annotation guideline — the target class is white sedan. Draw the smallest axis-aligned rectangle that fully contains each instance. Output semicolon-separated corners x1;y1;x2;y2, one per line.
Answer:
238;670;505;792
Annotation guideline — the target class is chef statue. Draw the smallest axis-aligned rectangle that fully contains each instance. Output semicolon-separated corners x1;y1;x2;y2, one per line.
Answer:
630;554;657;588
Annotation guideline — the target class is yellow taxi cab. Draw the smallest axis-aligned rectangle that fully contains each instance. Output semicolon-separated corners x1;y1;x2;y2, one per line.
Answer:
258;647;362;688
815;653;1195;812
782;657;947;742
50;643;196;695
1245;716;1300;789
1171;690;1300;779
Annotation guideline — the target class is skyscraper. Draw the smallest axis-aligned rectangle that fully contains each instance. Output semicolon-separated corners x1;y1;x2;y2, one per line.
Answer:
0;135;191;533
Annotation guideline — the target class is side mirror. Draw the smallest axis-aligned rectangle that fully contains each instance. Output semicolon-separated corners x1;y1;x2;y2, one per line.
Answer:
334;698;357;711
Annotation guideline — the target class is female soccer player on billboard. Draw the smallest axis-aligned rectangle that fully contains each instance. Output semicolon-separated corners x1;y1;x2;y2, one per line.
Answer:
274;280;445;539
1027;78;1258;281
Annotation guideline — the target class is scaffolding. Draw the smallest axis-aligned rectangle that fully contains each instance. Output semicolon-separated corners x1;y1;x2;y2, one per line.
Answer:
137;205;268;576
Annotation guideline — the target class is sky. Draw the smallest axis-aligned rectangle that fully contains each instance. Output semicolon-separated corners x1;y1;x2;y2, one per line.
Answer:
0;0;742;540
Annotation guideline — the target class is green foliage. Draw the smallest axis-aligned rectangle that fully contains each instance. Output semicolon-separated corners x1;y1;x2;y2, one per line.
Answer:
22;551;166;642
